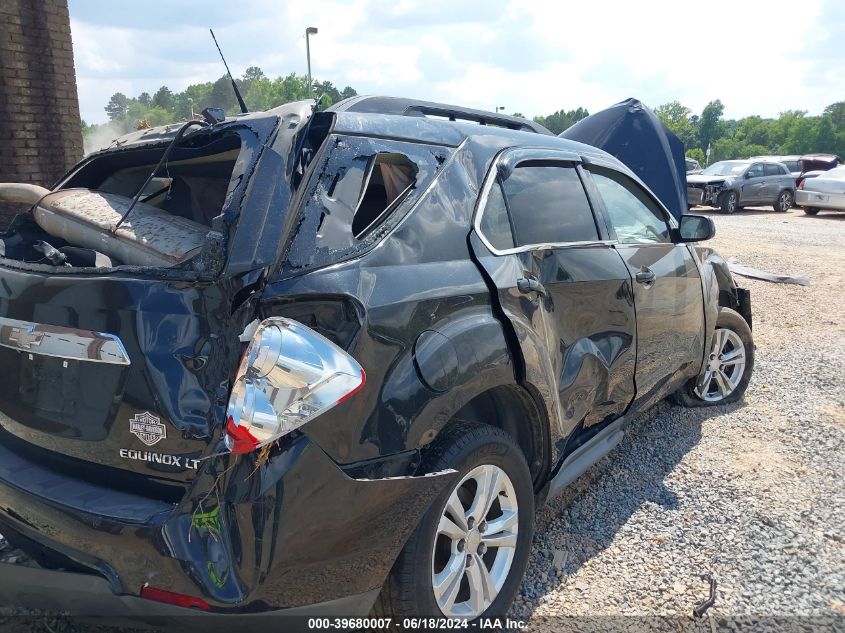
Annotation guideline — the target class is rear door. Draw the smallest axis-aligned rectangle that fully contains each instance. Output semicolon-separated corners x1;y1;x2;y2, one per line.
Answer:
470;149;636;452
584;164;706;410
763;163;784;200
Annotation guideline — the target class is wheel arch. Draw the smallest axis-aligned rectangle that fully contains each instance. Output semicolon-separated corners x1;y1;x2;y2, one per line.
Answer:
421;383;551;492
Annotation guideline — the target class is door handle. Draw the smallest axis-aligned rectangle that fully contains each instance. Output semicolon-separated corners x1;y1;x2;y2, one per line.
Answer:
635;268;656;285
517;275;547;296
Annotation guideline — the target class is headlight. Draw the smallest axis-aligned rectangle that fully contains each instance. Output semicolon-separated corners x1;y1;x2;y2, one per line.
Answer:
224;318;365;454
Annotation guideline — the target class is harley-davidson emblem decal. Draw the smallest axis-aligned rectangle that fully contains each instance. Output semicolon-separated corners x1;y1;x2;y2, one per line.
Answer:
130;411;166;446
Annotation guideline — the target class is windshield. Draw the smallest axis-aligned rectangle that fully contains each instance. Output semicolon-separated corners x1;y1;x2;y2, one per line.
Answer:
700;162;747;176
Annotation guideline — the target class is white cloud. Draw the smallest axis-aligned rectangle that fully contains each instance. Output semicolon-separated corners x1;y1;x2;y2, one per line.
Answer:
70;0;841;124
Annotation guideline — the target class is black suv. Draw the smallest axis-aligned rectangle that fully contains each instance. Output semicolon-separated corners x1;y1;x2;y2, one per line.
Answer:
0;96;753;622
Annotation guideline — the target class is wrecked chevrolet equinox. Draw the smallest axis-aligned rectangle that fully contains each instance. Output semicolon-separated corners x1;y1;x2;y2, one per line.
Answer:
0;96;753;621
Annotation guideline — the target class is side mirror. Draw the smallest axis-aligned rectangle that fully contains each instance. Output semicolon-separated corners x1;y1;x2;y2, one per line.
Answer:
745;171;755;179
678;214;715;242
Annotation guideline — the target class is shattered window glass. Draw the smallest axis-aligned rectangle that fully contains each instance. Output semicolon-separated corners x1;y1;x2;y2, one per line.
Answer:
352;153;418;238
281;135;447;274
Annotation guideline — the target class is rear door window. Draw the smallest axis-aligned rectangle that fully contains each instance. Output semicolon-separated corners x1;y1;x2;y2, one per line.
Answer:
498;164;598;247
764;163;783;177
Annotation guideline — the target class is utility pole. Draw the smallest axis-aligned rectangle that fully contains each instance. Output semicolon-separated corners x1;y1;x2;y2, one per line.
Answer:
306;27;318;96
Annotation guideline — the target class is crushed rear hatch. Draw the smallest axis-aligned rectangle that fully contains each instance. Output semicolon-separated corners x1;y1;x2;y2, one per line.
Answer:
0;101;316;488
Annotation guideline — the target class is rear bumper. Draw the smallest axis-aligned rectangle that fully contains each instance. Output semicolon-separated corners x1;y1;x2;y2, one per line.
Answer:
0;563;379;618
0;431;457;615
796;189;845;210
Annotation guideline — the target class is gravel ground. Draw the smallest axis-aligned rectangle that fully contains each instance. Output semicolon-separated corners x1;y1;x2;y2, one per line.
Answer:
2;207;843;633
513;206;845;631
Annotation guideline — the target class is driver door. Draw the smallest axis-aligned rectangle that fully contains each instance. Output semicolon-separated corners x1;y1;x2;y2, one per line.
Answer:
739;162;766;205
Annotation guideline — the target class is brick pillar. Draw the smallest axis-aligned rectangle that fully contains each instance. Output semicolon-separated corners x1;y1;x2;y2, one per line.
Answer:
0;0;83;229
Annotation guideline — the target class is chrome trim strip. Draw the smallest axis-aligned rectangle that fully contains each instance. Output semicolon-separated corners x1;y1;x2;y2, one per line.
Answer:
0;317;130;365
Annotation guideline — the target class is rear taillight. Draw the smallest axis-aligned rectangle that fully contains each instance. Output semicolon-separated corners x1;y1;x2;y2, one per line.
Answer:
224;318;365;454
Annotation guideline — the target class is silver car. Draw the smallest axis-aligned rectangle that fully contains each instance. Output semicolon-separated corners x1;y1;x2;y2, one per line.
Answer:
796;166;845;215
687;160;796;213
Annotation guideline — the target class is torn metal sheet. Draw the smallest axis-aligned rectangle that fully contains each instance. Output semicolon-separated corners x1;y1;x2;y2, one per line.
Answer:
728;258;810;286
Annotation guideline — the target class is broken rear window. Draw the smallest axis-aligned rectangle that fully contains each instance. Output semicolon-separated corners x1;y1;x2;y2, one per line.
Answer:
281;135;447;275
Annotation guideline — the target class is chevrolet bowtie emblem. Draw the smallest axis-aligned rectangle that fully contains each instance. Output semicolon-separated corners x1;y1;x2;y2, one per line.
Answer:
8;326;44;349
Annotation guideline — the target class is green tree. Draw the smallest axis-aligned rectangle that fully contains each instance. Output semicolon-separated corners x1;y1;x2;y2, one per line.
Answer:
697;99;725;153
312;80;342;107
138;92;151;107
152;86;174;112
815;116;837;154
104;92;130;120
655;101;697;149
823;101;845;129
734;115;770;147
687;147;706;166
534;107;589;135
242;66;265;83
209;76;239;113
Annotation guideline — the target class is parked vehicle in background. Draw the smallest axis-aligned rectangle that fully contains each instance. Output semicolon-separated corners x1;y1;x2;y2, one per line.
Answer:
687;160;795;213
797;154;842;188
686;157;702;173
796;165;845;215
751;155;802;184
0;96;754;622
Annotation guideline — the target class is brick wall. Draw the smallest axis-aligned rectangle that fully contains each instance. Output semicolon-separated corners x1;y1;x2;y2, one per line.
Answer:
0;0;82;229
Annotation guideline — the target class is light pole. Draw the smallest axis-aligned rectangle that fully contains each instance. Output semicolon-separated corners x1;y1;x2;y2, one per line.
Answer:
495;106;506;113
306;26;318;97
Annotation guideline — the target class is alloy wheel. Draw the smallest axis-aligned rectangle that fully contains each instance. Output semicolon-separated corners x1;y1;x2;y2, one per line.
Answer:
431;464;518;618
725;191;737;213
695;327;746;402
778;191;793;212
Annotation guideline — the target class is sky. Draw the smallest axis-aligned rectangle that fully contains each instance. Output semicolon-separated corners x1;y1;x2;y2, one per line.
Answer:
68;0;845;125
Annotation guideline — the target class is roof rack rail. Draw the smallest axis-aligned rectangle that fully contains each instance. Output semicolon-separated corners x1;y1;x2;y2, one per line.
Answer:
329;96;552;135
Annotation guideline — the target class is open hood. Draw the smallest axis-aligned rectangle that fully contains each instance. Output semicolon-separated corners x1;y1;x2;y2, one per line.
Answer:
560;98;688;219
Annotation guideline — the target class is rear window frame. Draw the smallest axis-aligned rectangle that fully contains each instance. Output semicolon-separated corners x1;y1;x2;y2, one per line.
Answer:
275;134;450;278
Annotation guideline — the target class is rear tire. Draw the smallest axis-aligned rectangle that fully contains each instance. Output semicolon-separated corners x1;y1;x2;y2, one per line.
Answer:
775;189;793;212
720;190;739;213
803;207;820;215
674;307;754;407
375;423;534;622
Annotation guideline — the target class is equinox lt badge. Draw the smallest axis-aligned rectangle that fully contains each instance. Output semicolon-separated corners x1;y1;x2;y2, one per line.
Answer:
130;411;166;446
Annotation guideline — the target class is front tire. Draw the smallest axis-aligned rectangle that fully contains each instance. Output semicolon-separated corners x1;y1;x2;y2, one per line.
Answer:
375;423;534;621
720;190;739;213
675;307;754;407
775;189;793;212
